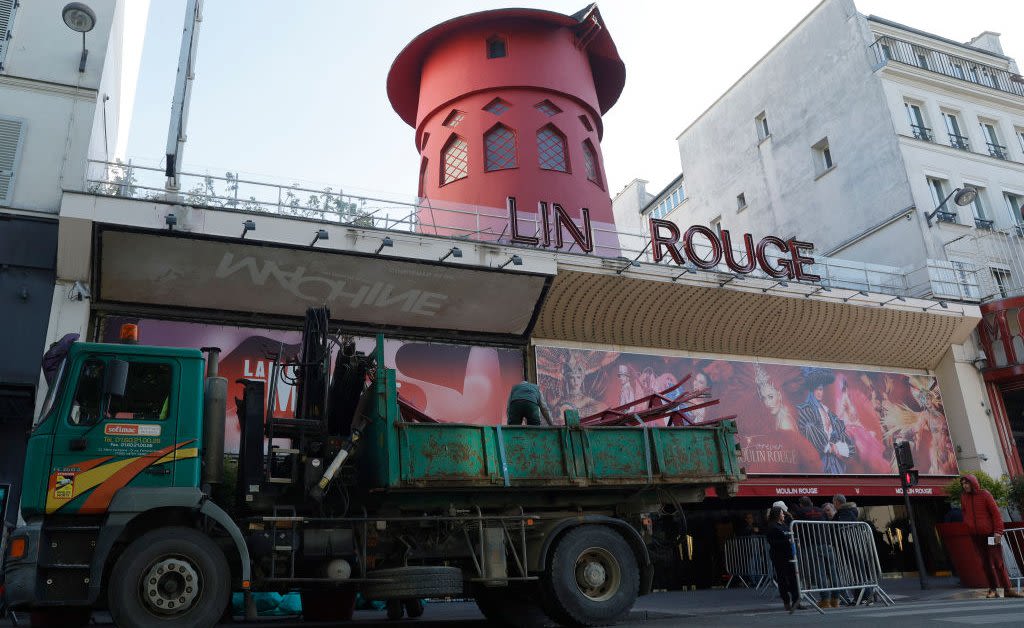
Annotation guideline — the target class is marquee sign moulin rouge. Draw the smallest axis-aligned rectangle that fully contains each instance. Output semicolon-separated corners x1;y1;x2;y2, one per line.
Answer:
506;197;820;282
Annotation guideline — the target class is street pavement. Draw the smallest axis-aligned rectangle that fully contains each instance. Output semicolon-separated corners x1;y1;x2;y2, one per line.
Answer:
4;577;1024;626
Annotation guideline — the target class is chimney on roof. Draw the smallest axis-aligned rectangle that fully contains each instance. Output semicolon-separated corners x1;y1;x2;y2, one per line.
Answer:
966;31;1004;56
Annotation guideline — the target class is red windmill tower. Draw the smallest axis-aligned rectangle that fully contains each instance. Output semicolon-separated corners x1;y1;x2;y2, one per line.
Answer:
387;4;625;255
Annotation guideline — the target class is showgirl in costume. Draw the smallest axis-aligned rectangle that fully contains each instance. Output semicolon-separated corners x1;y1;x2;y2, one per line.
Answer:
536;349;616;421
754;365;796;432
833;374;888;472
796;367;856;474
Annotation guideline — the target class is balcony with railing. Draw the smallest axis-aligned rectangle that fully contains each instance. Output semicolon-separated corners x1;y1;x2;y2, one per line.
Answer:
948;133;970;151
870;35;1024;99
910;124;933;142
82;159;992;303
987;141;1009;159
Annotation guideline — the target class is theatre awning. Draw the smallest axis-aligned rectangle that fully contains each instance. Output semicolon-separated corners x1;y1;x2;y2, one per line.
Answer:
534;262;981;370
727;476;950;499
96;228;549;338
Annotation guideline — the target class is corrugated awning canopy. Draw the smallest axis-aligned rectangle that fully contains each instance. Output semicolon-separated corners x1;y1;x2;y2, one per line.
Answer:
533;267;979;370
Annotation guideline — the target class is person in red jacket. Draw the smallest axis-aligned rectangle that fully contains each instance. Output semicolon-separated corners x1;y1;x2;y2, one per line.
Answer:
959;474;1022;598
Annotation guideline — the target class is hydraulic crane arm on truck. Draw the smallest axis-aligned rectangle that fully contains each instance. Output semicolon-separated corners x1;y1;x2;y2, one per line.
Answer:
3;307;744;627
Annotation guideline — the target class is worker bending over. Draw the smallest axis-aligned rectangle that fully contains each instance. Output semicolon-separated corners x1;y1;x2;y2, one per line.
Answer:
507;380;555;426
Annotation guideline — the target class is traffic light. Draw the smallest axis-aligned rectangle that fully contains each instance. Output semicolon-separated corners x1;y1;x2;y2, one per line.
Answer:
894;441;915;470
902;469;919;487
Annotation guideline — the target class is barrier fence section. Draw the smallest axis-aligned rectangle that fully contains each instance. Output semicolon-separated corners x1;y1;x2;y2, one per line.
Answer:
791;520;894;613
1003;528;1024;592
723;535;776;592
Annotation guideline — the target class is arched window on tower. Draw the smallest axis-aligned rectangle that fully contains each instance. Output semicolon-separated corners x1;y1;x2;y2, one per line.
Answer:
484;124;517;172
441;134;469;185
536;125;569;173
486;35;507;59
582;139;602;188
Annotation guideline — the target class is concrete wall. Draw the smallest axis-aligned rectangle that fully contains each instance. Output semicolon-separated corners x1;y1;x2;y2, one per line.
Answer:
674;0;916;262
0;0;147;212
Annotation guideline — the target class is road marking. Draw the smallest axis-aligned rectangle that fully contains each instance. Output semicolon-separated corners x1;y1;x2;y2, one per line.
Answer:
936;611;1024;624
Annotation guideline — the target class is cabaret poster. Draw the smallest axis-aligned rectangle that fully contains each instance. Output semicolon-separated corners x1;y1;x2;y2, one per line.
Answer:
102;317;525;453
535;345;958;476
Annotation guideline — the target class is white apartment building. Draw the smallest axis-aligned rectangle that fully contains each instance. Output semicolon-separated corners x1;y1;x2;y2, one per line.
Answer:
0;0;148;521
613;0;1024;477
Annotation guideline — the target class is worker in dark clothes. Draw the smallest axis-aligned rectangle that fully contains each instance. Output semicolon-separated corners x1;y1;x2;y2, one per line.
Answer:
507;381;555;426
766;506;800;613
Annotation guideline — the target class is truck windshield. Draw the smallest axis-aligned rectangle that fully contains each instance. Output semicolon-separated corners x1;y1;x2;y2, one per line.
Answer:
33;359;66;429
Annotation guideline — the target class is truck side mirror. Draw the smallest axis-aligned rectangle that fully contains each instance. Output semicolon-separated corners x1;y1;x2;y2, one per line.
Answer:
105;359;129;397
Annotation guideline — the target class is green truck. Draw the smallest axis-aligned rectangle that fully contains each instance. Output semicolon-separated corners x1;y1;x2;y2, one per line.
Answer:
3;308;743;627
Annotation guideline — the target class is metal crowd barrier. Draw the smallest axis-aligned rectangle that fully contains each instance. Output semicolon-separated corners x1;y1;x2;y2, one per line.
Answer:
1003;528;1024;593
791;520;894;613
723;535;776;592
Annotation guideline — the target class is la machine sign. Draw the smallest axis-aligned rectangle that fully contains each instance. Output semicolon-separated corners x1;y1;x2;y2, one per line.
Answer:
506;197;820;282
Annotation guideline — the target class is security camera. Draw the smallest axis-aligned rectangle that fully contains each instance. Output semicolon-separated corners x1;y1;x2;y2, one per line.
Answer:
979;453;989;462
69;281;91;301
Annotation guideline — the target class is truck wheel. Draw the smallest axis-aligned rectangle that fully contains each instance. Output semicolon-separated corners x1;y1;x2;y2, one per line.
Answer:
300;588;355;622
473;583;551;627
362;566;462;600
542;525;639;626
108;526;230;628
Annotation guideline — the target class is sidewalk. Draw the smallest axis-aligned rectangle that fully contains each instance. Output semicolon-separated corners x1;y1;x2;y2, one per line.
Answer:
628;576;976;619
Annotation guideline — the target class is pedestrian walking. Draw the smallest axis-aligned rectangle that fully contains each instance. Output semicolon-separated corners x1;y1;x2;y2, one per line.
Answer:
959;474;1022;598
766;506;801;613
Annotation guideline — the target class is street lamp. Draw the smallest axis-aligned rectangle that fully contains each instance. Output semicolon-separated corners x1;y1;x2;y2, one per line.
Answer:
62;3;96;73
925;187;977;227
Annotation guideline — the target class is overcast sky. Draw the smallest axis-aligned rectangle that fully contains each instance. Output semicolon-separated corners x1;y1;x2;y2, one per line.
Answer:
126;0;1024;203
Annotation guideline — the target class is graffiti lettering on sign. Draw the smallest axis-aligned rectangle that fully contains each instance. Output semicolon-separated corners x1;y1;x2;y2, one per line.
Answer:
214;253;448;315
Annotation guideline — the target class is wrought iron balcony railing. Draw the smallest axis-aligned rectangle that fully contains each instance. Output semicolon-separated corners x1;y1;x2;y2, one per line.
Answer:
935;210;959;224
871;35;1024;99
948;133;970;150
975;217;995;230
910;124;933;141
987;141;1008;159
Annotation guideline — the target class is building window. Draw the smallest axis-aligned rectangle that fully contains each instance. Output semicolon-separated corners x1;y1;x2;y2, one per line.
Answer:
951;62;965;79
420;132;430;151
710;216;722;233
1016;127;1024;156
755;112;770;141
647;184;685;220
913;47;930;70
812;138;833;175
443;110;465;128
581;139;601;187
926;176;956;223
579;115;593;132
486;35;507;59
483;98;511;116
992;268;1013;298
536;125;568;172
0;116;25;205
942;111;968;150
418;157;428;197
736;193;747;210
535;100;562;117
0;0;18;70
1004;192;1024;226
441;134;469;185
904;101;932;141
967;186;990;225
979;121;1007;159
484;124;517;172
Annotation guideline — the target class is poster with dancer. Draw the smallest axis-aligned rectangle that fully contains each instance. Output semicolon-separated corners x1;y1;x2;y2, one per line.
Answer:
535;345;958;476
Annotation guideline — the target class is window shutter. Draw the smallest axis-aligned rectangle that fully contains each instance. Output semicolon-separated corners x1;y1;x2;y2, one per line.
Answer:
0;117;25;205
0;0;16;69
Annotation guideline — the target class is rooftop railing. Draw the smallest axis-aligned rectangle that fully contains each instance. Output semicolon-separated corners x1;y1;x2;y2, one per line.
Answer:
84;160;982;302
871;35;1024;99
